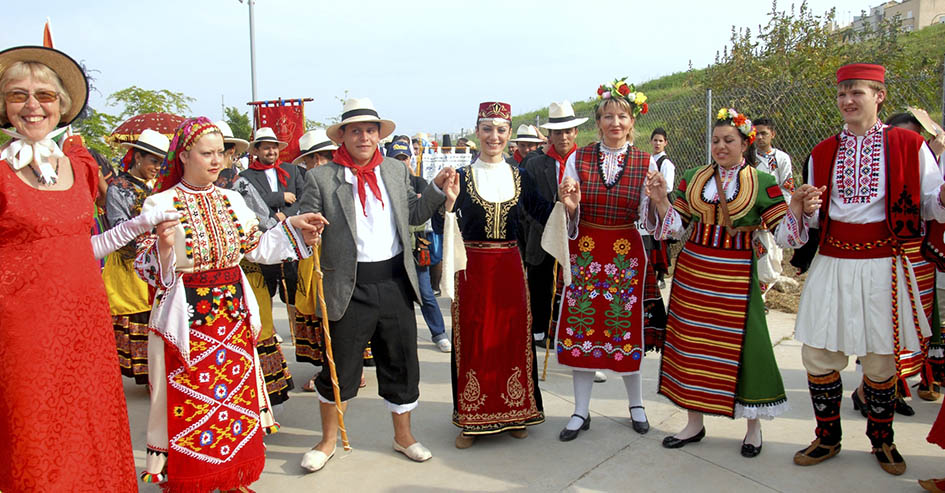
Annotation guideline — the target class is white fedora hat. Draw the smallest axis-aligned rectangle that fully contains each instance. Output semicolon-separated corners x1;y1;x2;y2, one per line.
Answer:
326;97;396;143
292;128;338;165
250;127;288;151
119;128;170;158
510;124;543;143
214;120;250;155
540;100;588;130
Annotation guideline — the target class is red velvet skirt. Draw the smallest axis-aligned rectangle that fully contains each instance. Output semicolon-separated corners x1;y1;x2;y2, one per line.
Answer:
451;242;544;434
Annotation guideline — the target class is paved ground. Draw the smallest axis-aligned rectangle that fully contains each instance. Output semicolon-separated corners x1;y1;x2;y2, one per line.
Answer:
126;287;945;492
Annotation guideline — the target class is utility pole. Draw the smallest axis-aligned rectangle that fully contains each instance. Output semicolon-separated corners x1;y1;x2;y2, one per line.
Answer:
238;0;258;103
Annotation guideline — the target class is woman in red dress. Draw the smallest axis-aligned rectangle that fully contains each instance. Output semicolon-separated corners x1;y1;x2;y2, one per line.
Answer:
0;45;177;492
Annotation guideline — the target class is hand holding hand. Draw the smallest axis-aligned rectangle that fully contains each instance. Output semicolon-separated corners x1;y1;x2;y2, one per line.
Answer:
444;172;460;210
433;167;456;188
559;177;581;214
290;212;330;246
790;184;826;219
155;216;177;253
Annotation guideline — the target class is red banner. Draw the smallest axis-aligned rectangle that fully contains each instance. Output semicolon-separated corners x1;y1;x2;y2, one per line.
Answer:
254;99;305;164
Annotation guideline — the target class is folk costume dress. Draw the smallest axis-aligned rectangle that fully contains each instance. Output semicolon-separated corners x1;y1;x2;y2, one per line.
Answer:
753;147;795;295
103;170;153;384
0;138;138;492
135;179;311;492
447;159;555;435
556;142;667;374
656;161;807;418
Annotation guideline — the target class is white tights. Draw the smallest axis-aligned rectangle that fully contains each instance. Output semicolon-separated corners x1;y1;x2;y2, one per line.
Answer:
565;370;647;430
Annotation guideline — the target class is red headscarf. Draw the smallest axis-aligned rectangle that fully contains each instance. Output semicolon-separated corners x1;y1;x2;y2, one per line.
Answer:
154;117;220;193
334;143;384;216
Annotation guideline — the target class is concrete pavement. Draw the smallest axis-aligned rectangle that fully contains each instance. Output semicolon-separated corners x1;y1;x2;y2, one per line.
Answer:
126;290;945;492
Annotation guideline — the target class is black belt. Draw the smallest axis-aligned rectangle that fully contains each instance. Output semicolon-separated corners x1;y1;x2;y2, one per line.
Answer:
356;252;406;284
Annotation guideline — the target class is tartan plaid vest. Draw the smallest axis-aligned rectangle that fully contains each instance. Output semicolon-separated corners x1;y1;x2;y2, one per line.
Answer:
575;143;650;225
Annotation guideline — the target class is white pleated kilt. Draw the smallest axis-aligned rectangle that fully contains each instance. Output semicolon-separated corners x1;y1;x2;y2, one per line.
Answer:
795;253;931;356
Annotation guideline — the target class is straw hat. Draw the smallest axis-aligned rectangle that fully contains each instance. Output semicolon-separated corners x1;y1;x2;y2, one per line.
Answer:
0;45;88;126
214;120;250;154
119;128;170;158
510;124;543;143
541;101;588;130
250;127;288;151
292;128;338;165
326;98;395;143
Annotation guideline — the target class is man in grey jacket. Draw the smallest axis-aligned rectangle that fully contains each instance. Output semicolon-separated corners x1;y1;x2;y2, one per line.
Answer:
297;98;456;471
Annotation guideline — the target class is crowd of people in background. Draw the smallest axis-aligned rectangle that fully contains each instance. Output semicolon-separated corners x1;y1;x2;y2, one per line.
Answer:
5;39;945;493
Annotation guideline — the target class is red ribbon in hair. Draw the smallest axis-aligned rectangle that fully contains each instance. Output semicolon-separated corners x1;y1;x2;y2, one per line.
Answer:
121;147;135;172
248;158;289;187
333;143;384;216
546;144;576;184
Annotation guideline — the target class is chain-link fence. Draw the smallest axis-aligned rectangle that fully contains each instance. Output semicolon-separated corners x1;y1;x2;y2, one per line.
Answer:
524;70;943;185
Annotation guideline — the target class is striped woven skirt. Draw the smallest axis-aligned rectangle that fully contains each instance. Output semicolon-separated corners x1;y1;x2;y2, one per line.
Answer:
658;224;787;418
897;239;936;378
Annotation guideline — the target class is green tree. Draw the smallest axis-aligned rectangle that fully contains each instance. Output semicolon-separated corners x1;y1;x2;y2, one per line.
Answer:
106;86;194;120
72;108;120;159
224;106;252;141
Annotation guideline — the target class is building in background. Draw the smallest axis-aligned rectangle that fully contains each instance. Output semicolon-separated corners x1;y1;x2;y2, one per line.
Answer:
848;0;945;33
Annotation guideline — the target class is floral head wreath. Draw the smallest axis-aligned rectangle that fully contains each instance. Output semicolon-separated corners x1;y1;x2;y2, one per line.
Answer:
596;77;648;117
716;107;756;145
154;116;221;193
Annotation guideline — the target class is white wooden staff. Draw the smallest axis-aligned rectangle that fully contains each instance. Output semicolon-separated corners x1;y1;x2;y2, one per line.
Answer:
541;261;558;381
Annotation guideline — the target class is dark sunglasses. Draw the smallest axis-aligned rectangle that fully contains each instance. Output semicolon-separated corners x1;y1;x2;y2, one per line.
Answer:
4;90;60;104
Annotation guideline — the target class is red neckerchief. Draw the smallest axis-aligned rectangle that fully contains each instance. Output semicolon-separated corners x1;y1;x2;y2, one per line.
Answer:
334;143;384;216
546;144;576;184
513;149;524;163
248;158;289;187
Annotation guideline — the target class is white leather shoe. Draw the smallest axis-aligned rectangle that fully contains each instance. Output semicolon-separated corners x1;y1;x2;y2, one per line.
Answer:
393;441;432;462
300;447;335;472
594;371;607;383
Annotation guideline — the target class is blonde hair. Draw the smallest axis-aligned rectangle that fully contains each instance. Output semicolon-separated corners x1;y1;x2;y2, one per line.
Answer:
595;98;636;143
0;61;72;126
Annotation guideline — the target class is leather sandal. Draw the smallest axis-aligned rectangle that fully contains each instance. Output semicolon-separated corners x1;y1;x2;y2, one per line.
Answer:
558;414;590;442
455;433;475;449
508;428;528;439
793;438;841;466
872;442;906;475
919;477;945;492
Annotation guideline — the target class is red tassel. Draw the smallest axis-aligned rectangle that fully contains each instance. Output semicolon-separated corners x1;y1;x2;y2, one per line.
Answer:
898;375;912;398
121;147;135;172
158;455;264;493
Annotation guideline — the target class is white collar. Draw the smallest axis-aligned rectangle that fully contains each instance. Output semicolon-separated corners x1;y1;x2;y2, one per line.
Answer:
1;127;68;185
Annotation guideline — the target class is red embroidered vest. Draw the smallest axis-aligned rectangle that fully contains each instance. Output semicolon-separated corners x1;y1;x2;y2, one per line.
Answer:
811;126;924;246
575;143;650;225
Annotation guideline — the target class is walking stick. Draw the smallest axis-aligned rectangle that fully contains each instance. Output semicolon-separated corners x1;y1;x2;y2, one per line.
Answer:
312;243;351;451
541;261;558;381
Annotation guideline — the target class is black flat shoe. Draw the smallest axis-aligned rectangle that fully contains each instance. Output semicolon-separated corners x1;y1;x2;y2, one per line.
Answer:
895;395;915;416
851;390;868;418
662;427;705;449
629;406;649;434
558;414;591;442
741;431;762;458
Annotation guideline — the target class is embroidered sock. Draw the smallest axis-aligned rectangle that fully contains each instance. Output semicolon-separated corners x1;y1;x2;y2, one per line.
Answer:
567;370;594;430
864;375;897;448
807;371;842;445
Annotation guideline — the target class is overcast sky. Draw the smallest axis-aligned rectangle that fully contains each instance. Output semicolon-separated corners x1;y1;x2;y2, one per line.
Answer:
6;0;864;137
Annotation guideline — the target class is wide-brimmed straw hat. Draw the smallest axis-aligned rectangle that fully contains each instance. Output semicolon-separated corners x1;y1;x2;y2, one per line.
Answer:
119;128;170;158
214;120;250;155
292;128;338;165
250;127;288;152
510;124;543;143
326;98;396;143
0;45;88;126
541;101;588;130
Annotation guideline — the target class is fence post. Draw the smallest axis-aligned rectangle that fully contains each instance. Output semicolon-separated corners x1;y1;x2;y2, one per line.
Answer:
705;88;713;165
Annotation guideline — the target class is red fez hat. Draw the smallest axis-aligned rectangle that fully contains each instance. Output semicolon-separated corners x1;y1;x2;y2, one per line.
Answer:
478;101;511;122
836;63;885;84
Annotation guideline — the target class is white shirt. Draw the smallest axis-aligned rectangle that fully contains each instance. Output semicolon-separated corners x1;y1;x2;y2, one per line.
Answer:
470;158;515;203
345;167;403;262
806;122;945;227
755;147;794;204
264;167;278;192
640;151;675;236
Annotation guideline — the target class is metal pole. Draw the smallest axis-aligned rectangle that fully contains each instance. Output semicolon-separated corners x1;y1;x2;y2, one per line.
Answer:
705;88;713;165
248;0;258;104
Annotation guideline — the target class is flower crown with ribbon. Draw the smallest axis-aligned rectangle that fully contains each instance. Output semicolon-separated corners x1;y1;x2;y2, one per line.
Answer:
716;107;756;145
154;117;221;193
596;77;648;117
